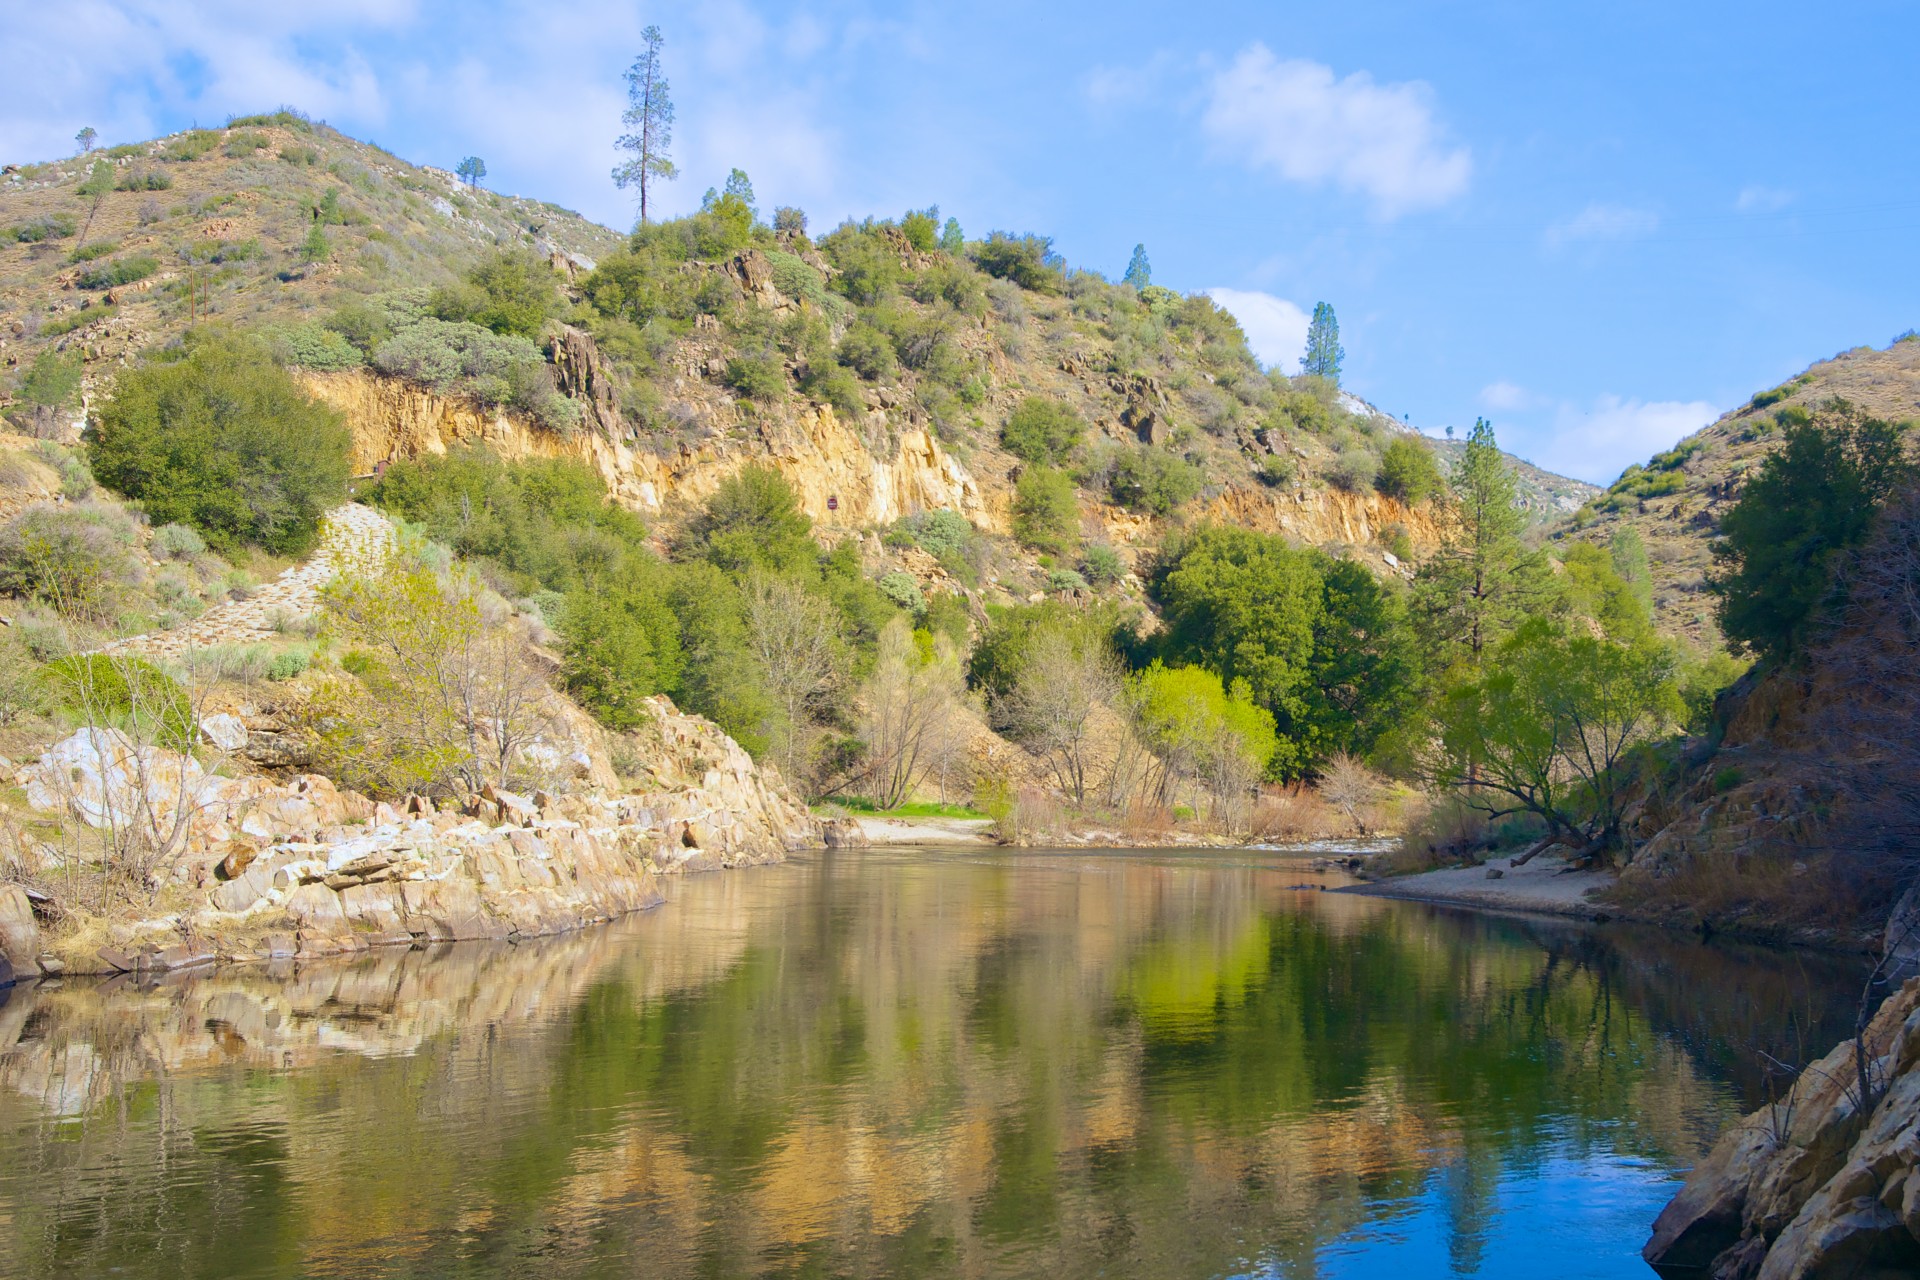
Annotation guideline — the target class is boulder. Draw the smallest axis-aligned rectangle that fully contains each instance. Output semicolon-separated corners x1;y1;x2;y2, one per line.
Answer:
283;883;350;939
199;712;249;751
822;818;869;848
0;884;41;974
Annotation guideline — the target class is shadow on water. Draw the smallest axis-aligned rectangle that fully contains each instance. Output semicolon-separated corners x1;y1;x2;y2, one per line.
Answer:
0;848;1862;1280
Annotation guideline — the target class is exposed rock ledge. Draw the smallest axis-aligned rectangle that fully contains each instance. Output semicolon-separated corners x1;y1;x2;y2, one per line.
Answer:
1645;976;1920;1279
0;697;819;979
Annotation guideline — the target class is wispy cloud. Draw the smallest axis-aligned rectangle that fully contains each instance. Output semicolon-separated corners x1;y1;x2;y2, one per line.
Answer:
1204;288;1312;372
1543;203;1660;250
1479;380;1542;412
1201;44;1471;218
1529;395;1719;484
1735;184;1795;212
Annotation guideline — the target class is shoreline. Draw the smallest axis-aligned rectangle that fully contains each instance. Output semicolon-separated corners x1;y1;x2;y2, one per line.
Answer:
1336;854;1618;921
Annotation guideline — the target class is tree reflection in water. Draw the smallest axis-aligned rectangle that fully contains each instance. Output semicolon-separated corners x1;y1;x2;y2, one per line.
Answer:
0;848;1859;1279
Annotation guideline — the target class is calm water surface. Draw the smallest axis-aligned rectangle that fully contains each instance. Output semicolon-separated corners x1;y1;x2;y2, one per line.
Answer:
0;847;1860;1279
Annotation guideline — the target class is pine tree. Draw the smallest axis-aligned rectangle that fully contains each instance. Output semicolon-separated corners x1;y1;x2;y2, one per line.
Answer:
613;26;679;224
939;217;964;254
455;156;487;188
75;126;97;155
300;223;330;264
1302;301;1343;383
721;168;756;217
1123;244;1151;290
1413;418;1549;672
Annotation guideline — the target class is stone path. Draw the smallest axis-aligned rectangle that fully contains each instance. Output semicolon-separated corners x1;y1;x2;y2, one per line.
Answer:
107;504;395;658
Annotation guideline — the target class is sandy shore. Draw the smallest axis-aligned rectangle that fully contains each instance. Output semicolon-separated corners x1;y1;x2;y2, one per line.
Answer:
1339;854;1617;919
853;816;999;845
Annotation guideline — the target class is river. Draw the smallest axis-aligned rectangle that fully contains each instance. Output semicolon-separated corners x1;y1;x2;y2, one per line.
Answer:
0;847;1862;1279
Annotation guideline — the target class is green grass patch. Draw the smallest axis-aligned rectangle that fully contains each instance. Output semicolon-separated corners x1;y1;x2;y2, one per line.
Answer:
824;797;990;819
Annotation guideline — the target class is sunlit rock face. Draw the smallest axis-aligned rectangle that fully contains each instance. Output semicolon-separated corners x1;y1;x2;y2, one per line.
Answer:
1645;976;1920;1278
15;694;817;975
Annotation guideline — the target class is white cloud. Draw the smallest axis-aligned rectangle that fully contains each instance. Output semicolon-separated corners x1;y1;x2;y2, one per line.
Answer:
1530;395;1719;484
1082;52;1181;109
1205;288;1311;371
1736;184;1795;212
1543;203;1659;249
1201;44;1471;217
1479;380;1541;412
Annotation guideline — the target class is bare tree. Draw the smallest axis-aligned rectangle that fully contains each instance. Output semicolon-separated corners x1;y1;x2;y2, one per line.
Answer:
1318;753;1383;835
742;573;843;796
993;625;1120;806
861;618;965;809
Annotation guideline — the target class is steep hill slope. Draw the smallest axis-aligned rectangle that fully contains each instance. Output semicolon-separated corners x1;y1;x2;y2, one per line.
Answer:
1554;336;1920;644
0;117;1591;607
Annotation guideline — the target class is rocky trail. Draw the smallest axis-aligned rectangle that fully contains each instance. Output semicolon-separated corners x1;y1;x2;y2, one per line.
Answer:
106;502;395;658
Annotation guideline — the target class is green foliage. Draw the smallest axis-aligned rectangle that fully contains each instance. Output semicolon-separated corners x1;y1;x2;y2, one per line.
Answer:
0;502;142;623
1079;544;1125;586
265;321;364;370
1011;466;1079;553
368;448;650;596
162;130;222;162
75;160;114;198
7;213;77;243
1105;446;1203;514
968;600;1122;703
837;322;897;380
433;249;560;339
1557;542;1653;642
1302;302;1343;382
900;206;940;253
885;509;979;582
876;570;925;613
1433;618;1681;853
299;223;330;264
820;220;907;305
1710;399;1913;659
44;655;193;746
1413;418;1551;671
972;233;1064;294
67;240;120;263
371;317;578;432
1296;558;1422;768
1123;244;1151;290
455;156;487;188
86;331;352;554
1147;525;1323;776
1678;647;1747;733
229;110;313;132
113;168;171;192
583;241;698;326
724;347;787;401
1128;661;1279;779
683;464;818;578
74;255;158;290
1375;436;1442;504
1001;396;1084;465
223;132;271;159
17;350;82;408
1259;453;1295;487
939;217;964;255
559;576;683;729
1608;526;1654;618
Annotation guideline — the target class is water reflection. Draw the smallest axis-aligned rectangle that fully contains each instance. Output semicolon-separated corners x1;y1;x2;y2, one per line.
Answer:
0;848;1860;1279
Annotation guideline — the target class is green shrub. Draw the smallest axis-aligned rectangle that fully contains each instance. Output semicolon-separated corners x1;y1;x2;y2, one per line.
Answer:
75;160;115;198
1046;567;1088;593
44;654;193;745
223;131;271;158
431;249;560;339
371;318;577;431
1259;453;1295;486
1329;447;1377;493
266;321;365;371
900;207;940;252
67;240;120;263
837;322;897;380
1001;395;1084;464
87;332;353;554
1079;544;1125;586
1107;446;1203;514
8;213;77;243
877;570;924;612
229;110;313;132
266;651;310;681
113;168;172;192
153;523;207;560
1375;436;1442;504
973;232;1063;293
1712;767;1745;794
724;348;787;401
17;350;82;408
0;503;142;623
162;130;222;162
75;255;158;290
1012;466;1078;552
279;144;320;167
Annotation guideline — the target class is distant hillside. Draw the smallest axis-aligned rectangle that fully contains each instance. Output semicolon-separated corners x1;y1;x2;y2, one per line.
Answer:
1431;437;1598;525
1549;336;1920;644
0;114;1597;610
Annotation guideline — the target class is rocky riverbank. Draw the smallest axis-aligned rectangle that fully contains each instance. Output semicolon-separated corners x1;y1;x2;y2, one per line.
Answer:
1644;976;1920;1278
0;695;818;980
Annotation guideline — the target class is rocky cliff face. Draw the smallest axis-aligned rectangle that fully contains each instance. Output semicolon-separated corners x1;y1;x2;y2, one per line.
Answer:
1645;977;1920;1279
0;695;818;979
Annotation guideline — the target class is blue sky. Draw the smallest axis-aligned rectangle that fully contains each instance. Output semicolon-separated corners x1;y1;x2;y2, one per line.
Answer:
6;0;1918;484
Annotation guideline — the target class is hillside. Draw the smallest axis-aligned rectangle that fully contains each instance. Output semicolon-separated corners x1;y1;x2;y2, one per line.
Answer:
1553;335;1920;643
0;115;1594;609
